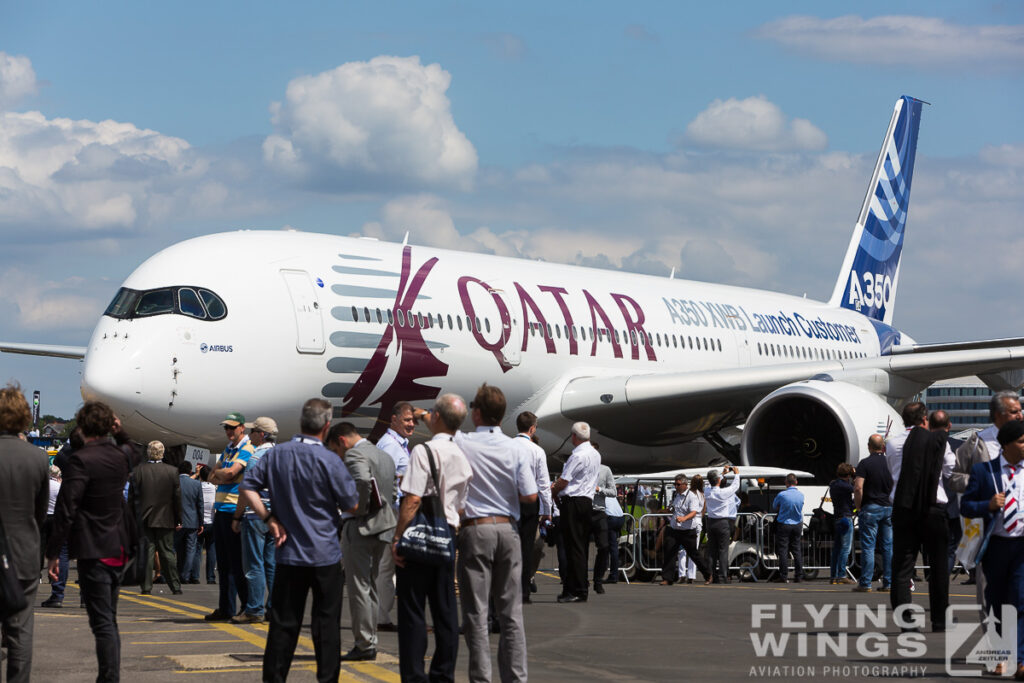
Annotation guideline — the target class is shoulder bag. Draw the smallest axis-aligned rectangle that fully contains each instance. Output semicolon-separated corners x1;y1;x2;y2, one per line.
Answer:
396;444;454;566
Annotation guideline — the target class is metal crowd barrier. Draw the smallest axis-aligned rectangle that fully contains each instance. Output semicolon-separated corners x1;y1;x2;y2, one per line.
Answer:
614;513;638;583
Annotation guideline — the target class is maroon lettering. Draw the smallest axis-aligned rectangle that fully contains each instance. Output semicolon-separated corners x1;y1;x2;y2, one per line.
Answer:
514;282;556;354
539;285;577;356
458;276;513;372
611;293;656;361
583;290;623;359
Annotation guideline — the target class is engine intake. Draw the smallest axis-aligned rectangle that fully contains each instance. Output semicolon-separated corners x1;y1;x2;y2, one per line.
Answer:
741;380;902;483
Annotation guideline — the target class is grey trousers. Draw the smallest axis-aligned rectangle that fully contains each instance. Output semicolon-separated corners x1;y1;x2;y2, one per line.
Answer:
2;579;38;683
142;526;180;592
341;521;387;651
376;538;396;625
457;522;527;683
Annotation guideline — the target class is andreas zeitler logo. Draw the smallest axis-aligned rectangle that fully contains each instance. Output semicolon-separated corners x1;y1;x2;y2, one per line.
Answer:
749;603;1017;678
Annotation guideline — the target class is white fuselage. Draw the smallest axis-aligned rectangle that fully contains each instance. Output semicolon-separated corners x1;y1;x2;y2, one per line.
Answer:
81;230;893;467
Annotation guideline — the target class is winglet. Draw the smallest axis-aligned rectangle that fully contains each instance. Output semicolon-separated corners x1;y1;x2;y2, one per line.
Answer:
828;96;924;325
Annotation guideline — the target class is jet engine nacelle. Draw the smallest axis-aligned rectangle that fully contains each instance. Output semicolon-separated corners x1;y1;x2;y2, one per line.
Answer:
740;379;902;483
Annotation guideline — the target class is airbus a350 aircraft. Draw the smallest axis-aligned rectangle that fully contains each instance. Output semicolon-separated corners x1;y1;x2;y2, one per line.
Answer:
6;96;1024;481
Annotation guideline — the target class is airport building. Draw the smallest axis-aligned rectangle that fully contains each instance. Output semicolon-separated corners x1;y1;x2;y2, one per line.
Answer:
923;376;1024;431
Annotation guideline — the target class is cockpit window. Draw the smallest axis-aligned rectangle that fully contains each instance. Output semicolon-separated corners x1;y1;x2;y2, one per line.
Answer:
178;288;206;319
135;289;175;317
103;286;228;321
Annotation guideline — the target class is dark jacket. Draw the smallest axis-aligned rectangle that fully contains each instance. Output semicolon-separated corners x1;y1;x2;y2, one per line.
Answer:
179;474;204;529
129;461;181;529
47;438;136;560
0;435;49;580
892;426;947;515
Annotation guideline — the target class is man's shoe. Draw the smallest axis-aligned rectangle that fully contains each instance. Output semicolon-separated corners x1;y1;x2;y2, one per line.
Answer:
230;612;264;624
530;578;538;593
838;577;856;585
878;583;891;592
207;579;217;585
557;594;583;603
1015;663;1024;681
186;579;200;585
340;647;376;662
204;609;231;622
605;577;619;584
40;597;63;608
932;623;946;633
963;577;977;585
522;595;532;604
793;577;802;583
140;590;151;595
171;589;183;595
852;585;872;593
377;622;398;632
594;582;605;594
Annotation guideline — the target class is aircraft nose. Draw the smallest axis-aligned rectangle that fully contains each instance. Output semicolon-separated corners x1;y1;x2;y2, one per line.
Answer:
80;350;141;416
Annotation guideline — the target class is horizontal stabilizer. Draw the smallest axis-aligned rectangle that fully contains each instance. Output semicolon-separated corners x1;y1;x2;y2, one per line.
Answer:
0;343;86;360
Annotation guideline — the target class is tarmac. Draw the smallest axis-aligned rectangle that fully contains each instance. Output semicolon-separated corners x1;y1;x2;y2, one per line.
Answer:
23;566;997;682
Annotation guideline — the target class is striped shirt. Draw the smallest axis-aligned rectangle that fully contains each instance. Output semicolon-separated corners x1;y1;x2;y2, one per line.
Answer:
214;436;255;513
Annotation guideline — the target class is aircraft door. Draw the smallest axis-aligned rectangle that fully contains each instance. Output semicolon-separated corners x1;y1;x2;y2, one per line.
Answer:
280;269;325;354
490;286;521;367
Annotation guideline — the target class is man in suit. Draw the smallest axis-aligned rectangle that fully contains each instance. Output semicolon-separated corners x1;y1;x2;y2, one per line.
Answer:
175;462;204;584
46;401;137;683
327;421;397;662
129;441;182;595
0;383;49;682
887;402;955;631
961;419;1024;679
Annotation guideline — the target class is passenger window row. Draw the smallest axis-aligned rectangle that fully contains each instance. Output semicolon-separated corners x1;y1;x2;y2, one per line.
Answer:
756;341;865;361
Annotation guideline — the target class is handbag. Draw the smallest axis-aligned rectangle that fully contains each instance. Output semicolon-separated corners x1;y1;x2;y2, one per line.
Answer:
808;490;834;535
0;508;29;620
396;444;454;566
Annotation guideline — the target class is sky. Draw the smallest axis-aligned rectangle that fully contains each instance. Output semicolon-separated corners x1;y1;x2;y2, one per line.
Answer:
0;1;1022;418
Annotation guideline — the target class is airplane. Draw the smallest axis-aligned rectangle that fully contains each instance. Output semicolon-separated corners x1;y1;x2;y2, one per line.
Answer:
6;95;1024;481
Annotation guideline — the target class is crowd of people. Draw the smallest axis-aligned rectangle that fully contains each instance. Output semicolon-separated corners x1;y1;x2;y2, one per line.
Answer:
4;380;1024;680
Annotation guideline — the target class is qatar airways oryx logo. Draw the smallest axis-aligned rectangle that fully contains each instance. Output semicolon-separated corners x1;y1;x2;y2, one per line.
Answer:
749;603;1017;678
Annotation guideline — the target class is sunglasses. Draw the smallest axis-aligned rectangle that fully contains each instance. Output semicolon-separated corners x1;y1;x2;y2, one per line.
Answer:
223;424;239;431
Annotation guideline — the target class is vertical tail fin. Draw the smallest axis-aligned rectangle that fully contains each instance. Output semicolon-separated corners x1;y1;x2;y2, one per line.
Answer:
828;95;924;325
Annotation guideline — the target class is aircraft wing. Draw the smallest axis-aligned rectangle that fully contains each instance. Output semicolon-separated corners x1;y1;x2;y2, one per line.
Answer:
560;343;1024;446
0;343;87;360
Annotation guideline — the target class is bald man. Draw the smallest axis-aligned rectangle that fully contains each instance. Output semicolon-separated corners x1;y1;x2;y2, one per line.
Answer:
852;434;894;592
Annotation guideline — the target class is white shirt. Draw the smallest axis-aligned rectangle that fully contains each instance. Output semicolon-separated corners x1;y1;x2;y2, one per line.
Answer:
992;454;1024;539
47;478;60;515
670;489;703;530
200;481;216;524
886;426;955;505
514;434;553;515
402;433;473;529
558;441;601;499
455;426;538;521
705;476;740;519
377;428;410;508
979;424;1002;461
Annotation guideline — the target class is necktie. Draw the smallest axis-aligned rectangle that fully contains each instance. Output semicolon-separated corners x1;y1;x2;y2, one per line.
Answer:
1003;464;1019;533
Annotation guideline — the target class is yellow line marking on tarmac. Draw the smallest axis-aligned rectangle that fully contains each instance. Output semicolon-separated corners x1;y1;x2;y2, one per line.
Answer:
132;640;241;645
536;571;559;580
349;661;401;682
122;628;220;634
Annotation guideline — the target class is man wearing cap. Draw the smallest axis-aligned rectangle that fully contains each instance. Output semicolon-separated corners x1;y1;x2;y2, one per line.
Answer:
231;417;278;624
961;419;1024;679
374;402;415;632
551;421;601;603
326;421;397;662
206;411;255;621
129;440;183;596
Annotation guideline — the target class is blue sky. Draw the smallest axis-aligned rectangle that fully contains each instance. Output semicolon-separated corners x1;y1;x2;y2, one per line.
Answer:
0;2;1022;418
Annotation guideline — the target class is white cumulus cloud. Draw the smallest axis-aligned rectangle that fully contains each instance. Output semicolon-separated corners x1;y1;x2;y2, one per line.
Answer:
263;56;478;191
756;15;1024;69
683;96;827;152
0;52;37;109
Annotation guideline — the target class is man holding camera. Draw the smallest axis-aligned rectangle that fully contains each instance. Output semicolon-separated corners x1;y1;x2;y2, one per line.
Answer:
704;464;741;584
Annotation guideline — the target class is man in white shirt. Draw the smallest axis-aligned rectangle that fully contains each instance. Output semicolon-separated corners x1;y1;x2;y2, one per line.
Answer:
887;402;955;631
662;474;711;585
454;385;537;683
374;402;414;632
393;395;473;683
551;422;600;603
513;411;552;604
704;465;741;584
